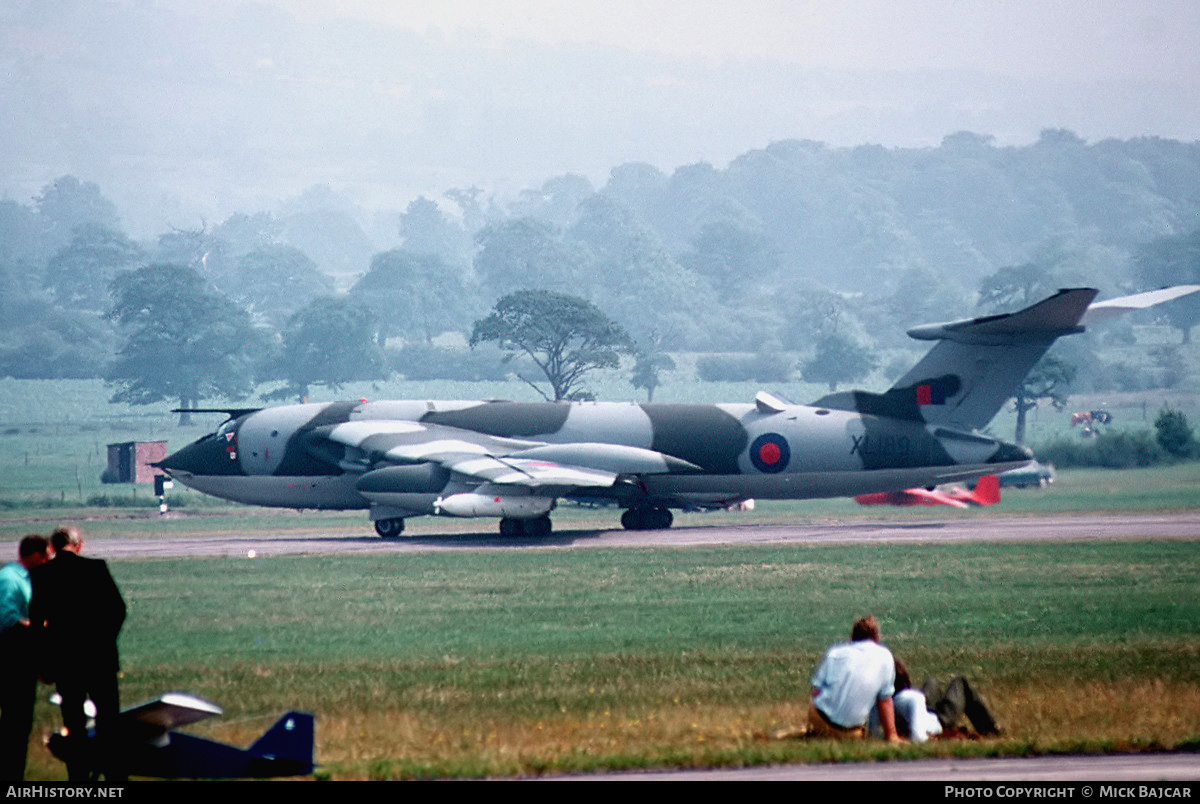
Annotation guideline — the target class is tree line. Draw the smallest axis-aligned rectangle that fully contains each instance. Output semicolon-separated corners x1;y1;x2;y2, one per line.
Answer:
3;130;1200;416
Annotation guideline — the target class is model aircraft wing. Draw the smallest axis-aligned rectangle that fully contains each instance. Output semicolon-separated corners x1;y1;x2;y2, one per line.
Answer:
119;692;224;734
317;422;701;490
854;488;968;508
902;487;971;508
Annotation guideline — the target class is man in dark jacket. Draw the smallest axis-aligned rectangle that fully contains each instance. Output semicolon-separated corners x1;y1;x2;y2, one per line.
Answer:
30;526;126;781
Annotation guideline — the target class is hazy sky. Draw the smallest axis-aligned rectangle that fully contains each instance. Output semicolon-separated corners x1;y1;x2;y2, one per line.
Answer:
288;0;1200;81
3;0;1199;234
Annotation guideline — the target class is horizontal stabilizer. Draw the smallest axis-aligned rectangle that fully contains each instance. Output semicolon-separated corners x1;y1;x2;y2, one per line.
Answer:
907;288;1097;343
1079;285;1200;325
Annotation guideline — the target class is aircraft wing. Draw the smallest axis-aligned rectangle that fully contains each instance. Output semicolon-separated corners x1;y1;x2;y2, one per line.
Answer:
425;452;619;488
317;422;700;491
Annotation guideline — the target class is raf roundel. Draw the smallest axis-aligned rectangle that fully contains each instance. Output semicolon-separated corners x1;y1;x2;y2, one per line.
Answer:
749;433;791;473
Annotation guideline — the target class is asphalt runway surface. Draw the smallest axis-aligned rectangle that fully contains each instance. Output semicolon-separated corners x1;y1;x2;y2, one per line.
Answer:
82;511;1200;560
78;512;1199;782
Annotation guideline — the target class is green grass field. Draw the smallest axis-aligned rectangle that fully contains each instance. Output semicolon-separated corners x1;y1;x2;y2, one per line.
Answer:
3;379;1199;779
14;537;1200;780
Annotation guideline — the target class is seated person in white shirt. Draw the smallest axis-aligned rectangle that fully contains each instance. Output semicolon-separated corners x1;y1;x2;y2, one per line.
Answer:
809;615;900;741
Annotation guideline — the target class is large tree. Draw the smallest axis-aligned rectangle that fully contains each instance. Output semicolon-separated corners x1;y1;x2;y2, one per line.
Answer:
630;348;675;403
470;290;633;401
263;296;386;402
0;306;114;379
348;249;474;345
567;195;712;347
801;332;877;392
1011;354;1076;445
680;220;778;299
35;176;121;254
44;224;143;311
398;196;471;267
473;218;590;298
106;264;266;423
977;262;1058;312
231;246;333;328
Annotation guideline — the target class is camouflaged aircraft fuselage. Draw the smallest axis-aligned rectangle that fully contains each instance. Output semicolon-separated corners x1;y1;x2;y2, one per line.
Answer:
163;396;1029;508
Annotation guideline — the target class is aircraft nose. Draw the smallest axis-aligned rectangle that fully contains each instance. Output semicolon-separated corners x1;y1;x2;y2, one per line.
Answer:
157;433;244;477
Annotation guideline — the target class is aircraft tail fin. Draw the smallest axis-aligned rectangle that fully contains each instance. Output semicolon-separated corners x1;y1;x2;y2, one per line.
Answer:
881;285;1199;431
891;288;1097;430
968;474;1000;506
247;711;315;775
813;288;1098;431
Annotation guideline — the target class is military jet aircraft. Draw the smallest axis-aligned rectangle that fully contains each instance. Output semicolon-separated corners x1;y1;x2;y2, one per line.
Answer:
156;286;1197;537
46;692;314;779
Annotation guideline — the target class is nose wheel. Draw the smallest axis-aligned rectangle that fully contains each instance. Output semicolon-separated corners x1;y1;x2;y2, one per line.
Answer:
374;518;405;538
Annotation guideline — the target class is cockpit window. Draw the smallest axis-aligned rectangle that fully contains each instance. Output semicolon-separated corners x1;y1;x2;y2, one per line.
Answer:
197;419;238;444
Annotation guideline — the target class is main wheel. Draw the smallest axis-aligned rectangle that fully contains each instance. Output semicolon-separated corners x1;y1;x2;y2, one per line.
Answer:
499;517;524;537
621;507;673;530
526;514;552;537
374;517;405;538
650;507;673;529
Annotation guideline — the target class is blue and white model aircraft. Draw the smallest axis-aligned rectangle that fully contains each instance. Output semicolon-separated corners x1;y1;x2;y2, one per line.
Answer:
47;692;315;779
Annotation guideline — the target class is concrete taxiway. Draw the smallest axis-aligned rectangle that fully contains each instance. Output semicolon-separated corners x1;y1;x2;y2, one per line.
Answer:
78;511;1200;560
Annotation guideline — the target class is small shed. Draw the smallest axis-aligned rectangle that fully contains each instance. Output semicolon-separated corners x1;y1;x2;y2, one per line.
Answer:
105;441;168;484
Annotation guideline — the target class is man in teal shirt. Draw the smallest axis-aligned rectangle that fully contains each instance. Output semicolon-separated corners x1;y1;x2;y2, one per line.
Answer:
0;535;52;780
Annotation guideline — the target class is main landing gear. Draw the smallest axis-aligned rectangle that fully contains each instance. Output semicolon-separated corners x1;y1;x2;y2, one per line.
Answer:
499;515;553;537
374;518;405;538
620;506;673;531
